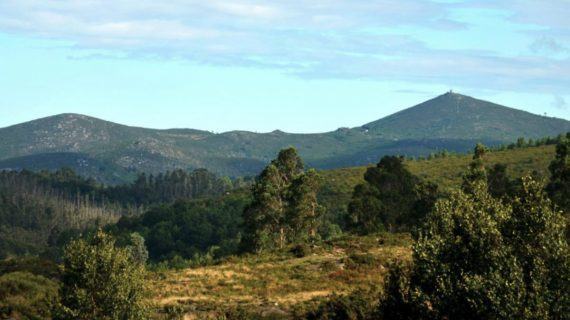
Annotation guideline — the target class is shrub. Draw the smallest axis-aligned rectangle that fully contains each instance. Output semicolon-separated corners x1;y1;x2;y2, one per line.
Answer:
0;271;59;319
291;244;311;258
55;229;148;319
306;290;377;320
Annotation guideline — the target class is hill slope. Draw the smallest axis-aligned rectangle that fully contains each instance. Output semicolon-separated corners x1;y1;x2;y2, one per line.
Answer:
363;92;569;140
0;93;568;180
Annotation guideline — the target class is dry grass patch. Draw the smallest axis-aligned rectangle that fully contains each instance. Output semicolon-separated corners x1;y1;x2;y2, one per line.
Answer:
149;233;412;319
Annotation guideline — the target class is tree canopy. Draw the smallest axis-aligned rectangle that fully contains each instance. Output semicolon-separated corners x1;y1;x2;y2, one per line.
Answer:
56;230;148;320
347;156;438;234
241;147;324;252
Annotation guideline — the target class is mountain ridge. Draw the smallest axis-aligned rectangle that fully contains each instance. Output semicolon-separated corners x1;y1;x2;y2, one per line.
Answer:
1;92;568;181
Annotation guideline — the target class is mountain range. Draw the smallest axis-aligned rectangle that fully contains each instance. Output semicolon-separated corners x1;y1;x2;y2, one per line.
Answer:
1;92;568;183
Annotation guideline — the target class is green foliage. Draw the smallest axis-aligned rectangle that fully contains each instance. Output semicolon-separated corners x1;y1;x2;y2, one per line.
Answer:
56;230;148;320
413;183;524;319
306;290;377;320
487;163;513;199
347;156;438;234
242;148;324;252
318;221;343;241
461;143;488;194
291;243;312;258
378;262;421;320
505;177;570;318
0;271;59;319
0;169;123;259
106;168;233;206
115;193;247;261
379;170;570;319
547;134;570;213
128;232;149;265
0;257;60;280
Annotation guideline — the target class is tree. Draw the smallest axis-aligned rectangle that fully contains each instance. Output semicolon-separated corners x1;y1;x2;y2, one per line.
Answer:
410;182;524;320
347;156;438;234
547;136;569;213
379;168;569;319
288;169;325;243
462;143;487;194
505;177;570;318
241;148;322;252
56;230;148;320
487;163;512;199
128;232;149;265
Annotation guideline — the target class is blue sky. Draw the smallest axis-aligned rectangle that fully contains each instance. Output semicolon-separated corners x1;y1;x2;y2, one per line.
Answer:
0;0;569;133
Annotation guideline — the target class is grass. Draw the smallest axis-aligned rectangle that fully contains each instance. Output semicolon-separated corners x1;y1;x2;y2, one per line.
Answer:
148;233;412;319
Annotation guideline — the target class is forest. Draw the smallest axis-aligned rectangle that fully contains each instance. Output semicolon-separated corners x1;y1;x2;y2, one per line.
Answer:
0;133;568;319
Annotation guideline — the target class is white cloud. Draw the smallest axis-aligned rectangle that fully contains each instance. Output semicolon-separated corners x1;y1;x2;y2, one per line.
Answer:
0;0;568;94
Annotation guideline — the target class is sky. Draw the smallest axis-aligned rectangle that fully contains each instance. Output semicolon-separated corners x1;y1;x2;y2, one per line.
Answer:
0;0;569;133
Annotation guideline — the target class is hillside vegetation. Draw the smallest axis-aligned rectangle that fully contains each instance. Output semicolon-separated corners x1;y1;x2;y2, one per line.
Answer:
319;144;557;222
149;234;411;319
1;93;568;179
0;138;568;320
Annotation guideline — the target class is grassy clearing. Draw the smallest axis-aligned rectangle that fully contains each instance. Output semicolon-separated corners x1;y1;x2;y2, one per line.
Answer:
149;233;412;319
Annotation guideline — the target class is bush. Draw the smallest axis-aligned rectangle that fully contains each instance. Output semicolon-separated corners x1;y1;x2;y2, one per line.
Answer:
0;256;60;279
0;271;59;319
344;253;377;269
306;290;377;320
319;222;343;241
291;244;312;258
56;230;148;319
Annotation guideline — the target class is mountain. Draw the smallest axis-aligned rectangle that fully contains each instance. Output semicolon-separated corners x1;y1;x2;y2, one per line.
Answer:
362;92;569;140
0;92;568;182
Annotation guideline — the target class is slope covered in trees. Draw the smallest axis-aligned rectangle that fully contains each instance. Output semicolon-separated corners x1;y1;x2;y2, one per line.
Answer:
1;135;569;319
0;168;237;258
1;93;568;179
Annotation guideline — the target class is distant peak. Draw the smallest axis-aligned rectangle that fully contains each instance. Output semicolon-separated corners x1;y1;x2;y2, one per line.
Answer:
50;113;92;120
442;90;464;97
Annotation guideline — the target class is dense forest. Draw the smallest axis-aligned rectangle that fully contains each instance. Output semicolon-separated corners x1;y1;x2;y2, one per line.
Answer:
0;168;242;259
0;133;568;319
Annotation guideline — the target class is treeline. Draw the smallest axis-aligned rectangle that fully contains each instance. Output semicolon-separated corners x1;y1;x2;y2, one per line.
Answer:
105;169;238;206
415;133;565;161
0;170;122;258
0;167;241;258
